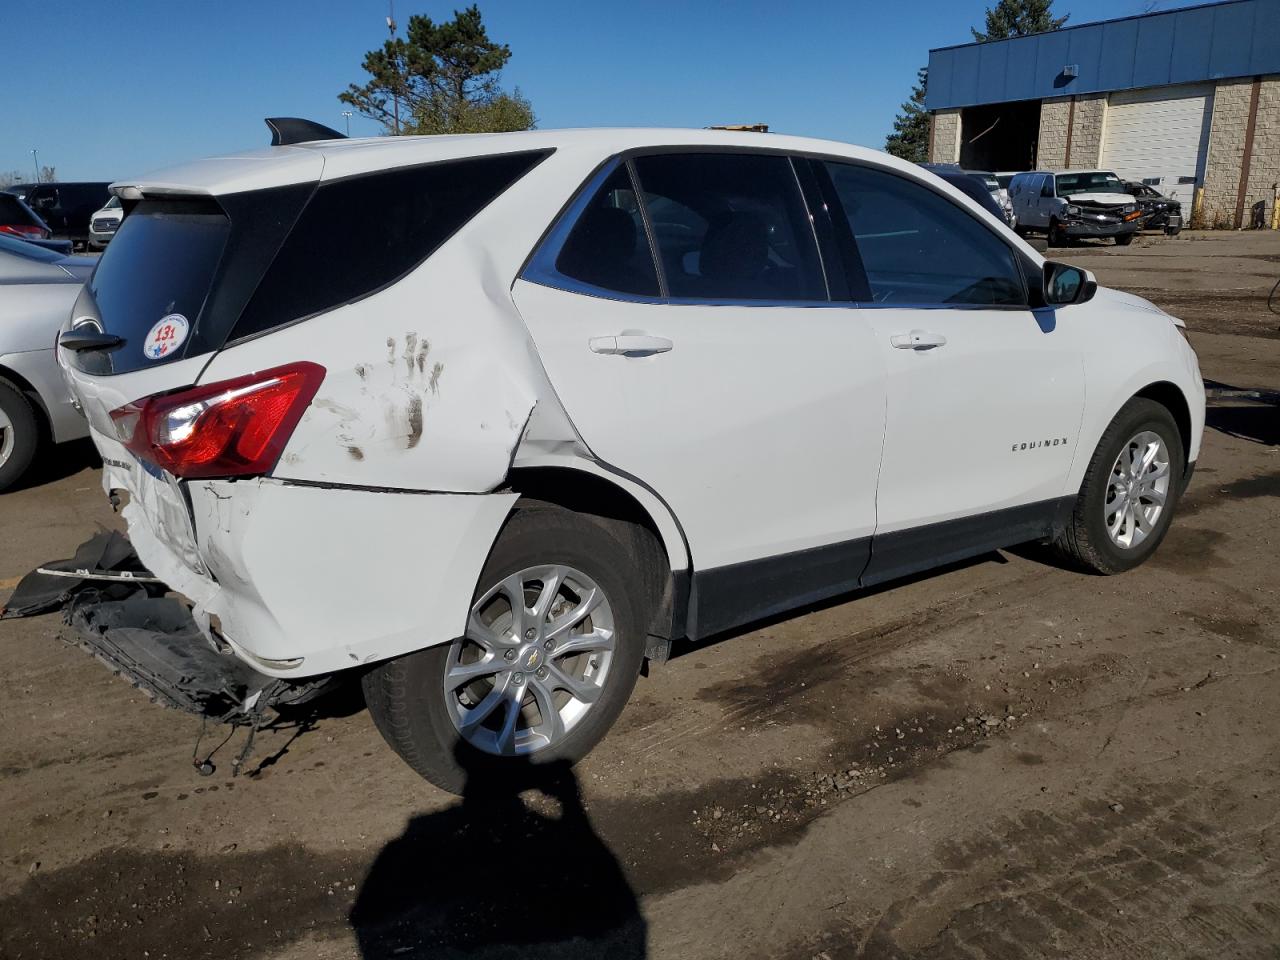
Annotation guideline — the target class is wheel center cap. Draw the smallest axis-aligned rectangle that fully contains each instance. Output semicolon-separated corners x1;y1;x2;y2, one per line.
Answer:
522;647;543;670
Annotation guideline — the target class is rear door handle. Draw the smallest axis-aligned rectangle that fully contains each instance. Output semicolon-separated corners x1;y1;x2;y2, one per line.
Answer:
890;329;948;350
588;334;674;356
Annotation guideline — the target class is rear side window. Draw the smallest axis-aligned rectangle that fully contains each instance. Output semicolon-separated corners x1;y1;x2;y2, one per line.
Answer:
632;153;826;302
82;198;230;371
233;150;549;340
554;164;659;297
823;163;1026;307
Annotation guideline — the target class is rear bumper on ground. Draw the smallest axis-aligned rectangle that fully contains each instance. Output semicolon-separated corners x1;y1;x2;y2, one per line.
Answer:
94;449;518;679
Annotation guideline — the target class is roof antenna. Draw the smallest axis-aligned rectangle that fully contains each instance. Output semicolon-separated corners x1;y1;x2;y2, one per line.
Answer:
265;118;348;146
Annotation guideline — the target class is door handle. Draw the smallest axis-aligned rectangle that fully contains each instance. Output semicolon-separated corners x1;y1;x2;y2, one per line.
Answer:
891;330;948;350
588;334;674;356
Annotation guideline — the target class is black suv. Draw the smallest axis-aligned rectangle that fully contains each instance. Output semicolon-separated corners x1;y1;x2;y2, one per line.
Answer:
3;182;111;250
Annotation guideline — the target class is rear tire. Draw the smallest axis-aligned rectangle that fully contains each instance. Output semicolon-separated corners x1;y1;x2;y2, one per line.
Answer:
363;503;648;793
1051;398;1185;575
0;379;41;493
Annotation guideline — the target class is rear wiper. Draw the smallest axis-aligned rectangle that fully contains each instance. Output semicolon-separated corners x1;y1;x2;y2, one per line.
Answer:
59;330;125;352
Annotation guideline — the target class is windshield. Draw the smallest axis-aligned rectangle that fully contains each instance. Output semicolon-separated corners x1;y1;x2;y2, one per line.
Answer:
0;232;63;263
104;196;121;210
1056;172;1126;196
996;174;1014;189
977;173;999;191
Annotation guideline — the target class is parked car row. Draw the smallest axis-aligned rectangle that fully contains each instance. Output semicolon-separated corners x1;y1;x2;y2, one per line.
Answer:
0;234;92;489
2;181;112;251
0;123;1203;794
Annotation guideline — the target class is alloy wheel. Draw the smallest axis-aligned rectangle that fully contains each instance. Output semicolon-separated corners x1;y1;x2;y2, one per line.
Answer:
444;564;616;756
0;405;14;470
1103;430;1171;550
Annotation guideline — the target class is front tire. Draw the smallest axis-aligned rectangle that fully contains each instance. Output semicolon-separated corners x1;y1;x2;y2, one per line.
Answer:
1115;233;1135;246
1051;398;1185;574
363;503;648;793
1048;218;1067;247
0;378;41;493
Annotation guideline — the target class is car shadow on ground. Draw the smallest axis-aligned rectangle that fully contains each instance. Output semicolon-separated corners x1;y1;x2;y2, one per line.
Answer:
1203;380;1280;447
349;745;646;959
7;437;100;492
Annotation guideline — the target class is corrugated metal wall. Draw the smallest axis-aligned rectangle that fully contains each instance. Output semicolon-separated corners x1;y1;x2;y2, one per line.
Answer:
926;0;1280;110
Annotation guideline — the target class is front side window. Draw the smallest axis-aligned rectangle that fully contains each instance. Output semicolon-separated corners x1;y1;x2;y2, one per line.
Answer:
823;163;1026;307
631;153;826;302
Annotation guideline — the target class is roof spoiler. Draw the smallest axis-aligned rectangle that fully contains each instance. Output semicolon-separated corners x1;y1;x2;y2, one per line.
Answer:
265;117;348;146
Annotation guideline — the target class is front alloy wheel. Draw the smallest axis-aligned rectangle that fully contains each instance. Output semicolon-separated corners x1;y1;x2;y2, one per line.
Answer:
1050;397;1185;575
1103;430;1171;550
446;564;616;756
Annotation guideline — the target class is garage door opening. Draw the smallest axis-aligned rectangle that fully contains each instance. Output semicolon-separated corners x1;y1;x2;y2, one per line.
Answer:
959;101;1041;172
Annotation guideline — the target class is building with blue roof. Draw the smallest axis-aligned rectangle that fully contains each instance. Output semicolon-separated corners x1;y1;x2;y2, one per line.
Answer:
926;0;1279;227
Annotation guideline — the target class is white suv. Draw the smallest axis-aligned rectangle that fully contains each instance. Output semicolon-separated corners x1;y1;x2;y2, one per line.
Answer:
44;126;1204;792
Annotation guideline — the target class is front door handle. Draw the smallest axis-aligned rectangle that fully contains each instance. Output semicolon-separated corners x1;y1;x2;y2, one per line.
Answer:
588;334;674;356
891;330;947;350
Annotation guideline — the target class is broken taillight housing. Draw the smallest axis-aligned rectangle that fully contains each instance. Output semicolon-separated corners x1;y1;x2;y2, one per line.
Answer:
109;362;325;479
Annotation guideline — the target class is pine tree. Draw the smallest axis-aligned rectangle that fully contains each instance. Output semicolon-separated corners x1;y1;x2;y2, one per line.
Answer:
340;5;534;136
972;0;1069;42
885;67;931;163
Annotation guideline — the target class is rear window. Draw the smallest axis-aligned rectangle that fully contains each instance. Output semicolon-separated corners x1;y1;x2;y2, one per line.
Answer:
0;194;39;225
80;198;230;373
231;150;550;340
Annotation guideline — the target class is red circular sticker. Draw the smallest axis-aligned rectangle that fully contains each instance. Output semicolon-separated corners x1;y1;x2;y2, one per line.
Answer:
143;314;189;360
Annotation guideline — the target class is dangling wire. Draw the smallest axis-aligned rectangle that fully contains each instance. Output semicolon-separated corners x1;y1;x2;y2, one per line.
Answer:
191;715;236;776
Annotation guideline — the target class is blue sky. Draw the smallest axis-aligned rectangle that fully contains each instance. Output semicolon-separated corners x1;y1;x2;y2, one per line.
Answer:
6;0;1179;182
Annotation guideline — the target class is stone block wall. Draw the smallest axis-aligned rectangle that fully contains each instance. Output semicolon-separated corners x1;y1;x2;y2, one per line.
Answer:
1201;75;1280;228
1036;98;1070;169
929;110;961;163
1067;94;1107;167
1242;75;1280;227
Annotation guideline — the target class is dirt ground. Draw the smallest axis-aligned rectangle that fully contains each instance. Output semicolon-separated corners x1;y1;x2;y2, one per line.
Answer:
1;230;1278;960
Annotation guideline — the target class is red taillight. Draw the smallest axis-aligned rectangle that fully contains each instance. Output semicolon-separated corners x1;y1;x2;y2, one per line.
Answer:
109;362;325;479
0;224;49;239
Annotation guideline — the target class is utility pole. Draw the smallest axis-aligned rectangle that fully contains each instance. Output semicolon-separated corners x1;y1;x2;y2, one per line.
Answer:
342;110;353;136
31;149;40;183
387;0;401;135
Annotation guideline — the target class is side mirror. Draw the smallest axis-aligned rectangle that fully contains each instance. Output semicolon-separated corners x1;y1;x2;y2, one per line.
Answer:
1043;261;1096;306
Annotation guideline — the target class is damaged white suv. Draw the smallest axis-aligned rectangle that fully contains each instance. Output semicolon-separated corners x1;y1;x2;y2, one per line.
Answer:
18;122;1204;792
